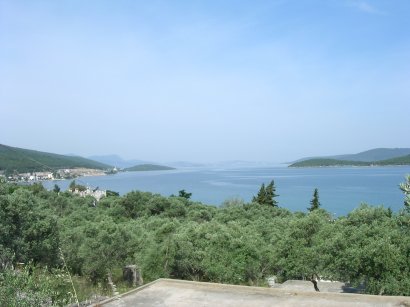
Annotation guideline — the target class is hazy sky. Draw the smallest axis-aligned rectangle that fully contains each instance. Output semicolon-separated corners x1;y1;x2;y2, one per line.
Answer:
1;0;409;163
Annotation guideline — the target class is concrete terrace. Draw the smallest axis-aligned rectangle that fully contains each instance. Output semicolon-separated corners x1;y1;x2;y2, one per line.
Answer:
96;279;410;307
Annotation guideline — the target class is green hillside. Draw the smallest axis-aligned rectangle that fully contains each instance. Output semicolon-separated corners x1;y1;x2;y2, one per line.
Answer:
376;154;410;166
289;154;410;167
292;148;410;163
331;148;410;162
289;159;370;167
124;164;175;171
0;144;111;173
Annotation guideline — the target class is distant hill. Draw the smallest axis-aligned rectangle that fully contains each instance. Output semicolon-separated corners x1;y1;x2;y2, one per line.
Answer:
292;148;410;163
290;159;368;167
289;154;410;167
330;148;410;162
124;164;175;172
88;154;151;169
0;144;111;173
375;154;410;166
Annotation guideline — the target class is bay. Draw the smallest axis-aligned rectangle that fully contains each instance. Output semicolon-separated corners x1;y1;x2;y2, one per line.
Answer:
43;165;410;216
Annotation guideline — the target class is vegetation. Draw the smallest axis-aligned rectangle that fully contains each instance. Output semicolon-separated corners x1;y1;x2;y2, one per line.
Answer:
0;177;410;305
68;180;87;192
289;154;410;167
252;180;278;206
400;175;410;211
0;144;111;174
293;148;410;163
177;189;192;199
124;164;175;171
377;154;410;166
308;188;320;212
290;159;369;167
0;264;73;307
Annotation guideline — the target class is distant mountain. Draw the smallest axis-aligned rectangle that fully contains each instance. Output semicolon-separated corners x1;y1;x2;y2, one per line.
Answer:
289;154;410;168
123;164;175;172
88;154;151;169
292;148;410;163
0;144;111;173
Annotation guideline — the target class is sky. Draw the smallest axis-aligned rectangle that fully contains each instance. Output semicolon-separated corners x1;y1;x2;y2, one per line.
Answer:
1;0;409;163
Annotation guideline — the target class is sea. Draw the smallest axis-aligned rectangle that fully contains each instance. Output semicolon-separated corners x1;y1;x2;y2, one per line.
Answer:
43;165;410;216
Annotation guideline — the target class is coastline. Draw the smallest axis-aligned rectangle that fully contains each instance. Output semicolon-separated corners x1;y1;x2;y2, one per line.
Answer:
289;164;410;168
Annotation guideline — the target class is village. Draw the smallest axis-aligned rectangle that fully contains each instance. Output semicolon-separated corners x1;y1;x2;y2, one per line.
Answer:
2;167;109;182
0;168;113;201
69;182;108;201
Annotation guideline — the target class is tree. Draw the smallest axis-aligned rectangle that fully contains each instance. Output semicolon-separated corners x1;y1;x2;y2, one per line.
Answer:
265;180;279;207
69;180;76;192
253;181;278;206
308;188;320;212
252;183;266;204
399;175;410;211
77;222;132;283
53;184;60;193
178;190;192;199
0;190;60;266
106;190;119;197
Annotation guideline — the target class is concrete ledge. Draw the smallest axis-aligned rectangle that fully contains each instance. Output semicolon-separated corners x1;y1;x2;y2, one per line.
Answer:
95;278;410;307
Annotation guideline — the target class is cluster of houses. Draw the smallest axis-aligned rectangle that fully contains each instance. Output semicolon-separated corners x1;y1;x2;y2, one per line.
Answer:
6;171;56;182
3;168;105;182
1;168;109;202
71;186;107;201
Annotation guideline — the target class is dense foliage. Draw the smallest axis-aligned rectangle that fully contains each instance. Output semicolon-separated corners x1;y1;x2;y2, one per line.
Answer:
400;175;410;211
0;179;410;305
380;155;410;166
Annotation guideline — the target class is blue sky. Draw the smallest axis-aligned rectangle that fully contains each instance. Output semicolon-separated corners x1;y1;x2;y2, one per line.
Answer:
1;0;409;163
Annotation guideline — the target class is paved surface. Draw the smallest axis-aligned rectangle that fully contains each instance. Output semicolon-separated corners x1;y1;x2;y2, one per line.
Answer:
272;280;361;293
97;279;410;307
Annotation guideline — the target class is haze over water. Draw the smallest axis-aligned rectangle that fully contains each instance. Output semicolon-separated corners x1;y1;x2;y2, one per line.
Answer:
44;165;410;216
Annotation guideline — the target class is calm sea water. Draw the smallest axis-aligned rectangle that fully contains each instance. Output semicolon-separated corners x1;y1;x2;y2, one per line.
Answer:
43;166;410;216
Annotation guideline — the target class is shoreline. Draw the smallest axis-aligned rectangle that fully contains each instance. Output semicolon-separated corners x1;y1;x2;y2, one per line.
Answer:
289;164;410;168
